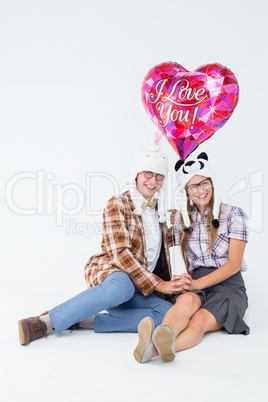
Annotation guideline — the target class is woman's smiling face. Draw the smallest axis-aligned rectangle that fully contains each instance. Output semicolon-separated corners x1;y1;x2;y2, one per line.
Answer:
186;175;213;210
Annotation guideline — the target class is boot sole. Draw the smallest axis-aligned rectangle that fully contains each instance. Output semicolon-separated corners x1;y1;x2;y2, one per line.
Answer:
18;320;26;345
133;317;155;363
152;324;175;362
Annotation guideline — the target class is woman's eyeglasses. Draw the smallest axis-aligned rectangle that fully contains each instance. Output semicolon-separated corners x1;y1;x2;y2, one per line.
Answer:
186;178;212;194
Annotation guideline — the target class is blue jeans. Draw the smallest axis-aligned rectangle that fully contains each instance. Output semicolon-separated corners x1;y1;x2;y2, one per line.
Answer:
49;272;173;333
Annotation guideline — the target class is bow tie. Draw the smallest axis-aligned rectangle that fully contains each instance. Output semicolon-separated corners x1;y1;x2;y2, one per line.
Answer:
142;200;157;210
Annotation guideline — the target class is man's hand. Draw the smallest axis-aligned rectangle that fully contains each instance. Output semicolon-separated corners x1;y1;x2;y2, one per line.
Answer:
154;280;173;295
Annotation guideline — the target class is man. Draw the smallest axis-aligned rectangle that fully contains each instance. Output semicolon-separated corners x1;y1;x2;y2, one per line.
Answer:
18;132;186;345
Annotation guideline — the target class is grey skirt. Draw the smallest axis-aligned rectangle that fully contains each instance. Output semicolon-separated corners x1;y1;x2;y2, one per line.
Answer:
171;267;250;335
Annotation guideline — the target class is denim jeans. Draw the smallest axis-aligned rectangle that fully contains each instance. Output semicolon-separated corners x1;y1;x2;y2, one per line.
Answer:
49;272;172;333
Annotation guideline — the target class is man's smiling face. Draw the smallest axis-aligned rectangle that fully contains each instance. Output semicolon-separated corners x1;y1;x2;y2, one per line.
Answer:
136;172;163;201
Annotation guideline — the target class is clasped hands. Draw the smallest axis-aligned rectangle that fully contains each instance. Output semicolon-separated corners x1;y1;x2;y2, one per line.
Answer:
155;273;194;295
171;273;192;293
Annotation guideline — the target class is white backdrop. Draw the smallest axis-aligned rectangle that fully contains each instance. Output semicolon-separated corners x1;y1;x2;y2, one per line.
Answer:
1;1;268;401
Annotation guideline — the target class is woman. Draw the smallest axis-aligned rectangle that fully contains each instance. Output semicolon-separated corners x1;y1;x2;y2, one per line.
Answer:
133;152;249;364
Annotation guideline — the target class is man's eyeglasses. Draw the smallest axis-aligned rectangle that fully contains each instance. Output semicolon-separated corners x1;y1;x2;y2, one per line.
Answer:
143;171;164;182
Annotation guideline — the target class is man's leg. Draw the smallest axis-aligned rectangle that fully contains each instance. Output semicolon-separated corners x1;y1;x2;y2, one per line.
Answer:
49;272;135;333
94;287;173;333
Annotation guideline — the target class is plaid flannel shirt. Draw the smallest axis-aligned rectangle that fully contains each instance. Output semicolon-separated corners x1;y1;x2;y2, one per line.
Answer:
174;203;248;273
84;190;173;296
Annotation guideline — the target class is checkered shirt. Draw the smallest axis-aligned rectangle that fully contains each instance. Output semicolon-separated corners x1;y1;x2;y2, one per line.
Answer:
174;203;248;273
84;190;173;296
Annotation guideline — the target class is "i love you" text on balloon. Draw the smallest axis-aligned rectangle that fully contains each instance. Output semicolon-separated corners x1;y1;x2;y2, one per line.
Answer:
142;62;239;160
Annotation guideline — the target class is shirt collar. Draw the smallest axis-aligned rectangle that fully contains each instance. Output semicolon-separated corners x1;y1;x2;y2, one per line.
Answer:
135;189;156;211
192;205;211;222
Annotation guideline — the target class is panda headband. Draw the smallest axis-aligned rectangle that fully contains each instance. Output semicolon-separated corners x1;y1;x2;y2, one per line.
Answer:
175;152;220;234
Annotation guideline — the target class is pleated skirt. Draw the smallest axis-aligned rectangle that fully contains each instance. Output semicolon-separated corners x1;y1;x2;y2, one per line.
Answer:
171;266;250;335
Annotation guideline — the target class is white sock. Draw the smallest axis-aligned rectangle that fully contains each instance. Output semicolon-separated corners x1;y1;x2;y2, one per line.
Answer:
78;316;94;329
39;314;54;332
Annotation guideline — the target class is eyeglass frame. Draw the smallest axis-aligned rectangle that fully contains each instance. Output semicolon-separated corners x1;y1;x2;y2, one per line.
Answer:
185;178;212;194
143;171;165;182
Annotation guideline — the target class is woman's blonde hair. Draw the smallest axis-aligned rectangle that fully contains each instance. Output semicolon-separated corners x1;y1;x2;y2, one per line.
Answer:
179;188;221;274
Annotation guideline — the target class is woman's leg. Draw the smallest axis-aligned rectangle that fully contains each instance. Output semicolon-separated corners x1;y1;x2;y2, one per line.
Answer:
133;293;203;363
148;292;201;358
174;308;223;352
162;292;202;335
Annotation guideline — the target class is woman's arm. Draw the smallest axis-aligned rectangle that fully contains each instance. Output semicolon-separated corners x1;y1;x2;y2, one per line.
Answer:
191;238;247;290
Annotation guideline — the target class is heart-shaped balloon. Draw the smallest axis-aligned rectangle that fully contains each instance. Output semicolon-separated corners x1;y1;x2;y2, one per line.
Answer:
141;62;239;160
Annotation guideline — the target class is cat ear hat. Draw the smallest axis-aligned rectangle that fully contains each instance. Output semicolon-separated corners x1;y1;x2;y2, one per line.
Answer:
129;131;169;223
175;152;220;234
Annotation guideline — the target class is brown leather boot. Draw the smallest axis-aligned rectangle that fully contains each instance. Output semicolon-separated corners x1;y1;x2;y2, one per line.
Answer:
68;323;80;331
18;316;48;345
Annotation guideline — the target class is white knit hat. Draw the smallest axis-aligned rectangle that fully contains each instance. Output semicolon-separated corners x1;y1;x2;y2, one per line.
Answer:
128;131;169;223
175;152;220;233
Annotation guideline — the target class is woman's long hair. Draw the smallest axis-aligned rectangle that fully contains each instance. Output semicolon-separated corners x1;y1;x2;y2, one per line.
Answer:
180;189;221;274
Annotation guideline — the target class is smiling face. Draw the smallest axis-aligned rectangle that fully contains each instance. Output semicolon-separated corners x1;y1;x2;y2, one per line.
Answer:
186;175;213;212
136;172;163;201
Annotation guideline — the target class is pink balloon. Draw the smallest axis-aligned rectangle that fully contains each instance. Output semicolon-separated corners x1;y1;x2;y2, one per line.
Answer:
142;62;239;160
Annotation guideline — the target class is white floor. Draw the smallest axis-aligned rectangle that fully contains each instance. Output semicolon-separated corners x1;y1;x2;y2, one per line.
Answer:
1;1;268;400
1;285;267;402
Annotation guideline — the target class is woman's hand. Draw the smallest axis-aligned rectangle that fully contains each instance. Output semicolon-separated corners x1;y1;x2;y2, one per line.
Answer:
171;273;192;293
190;279;200;290
168;209;178;225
